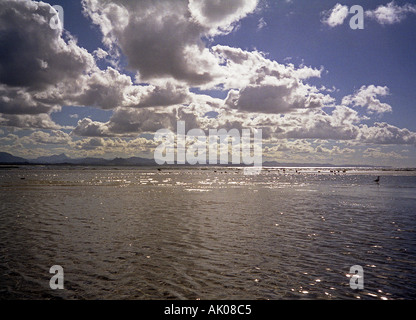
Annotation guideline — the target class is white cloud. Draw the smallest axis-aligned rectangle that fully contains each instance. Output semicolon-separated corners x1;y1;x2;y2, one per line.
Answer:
212;45;332;114
0;0;94;129
71;118;111;137
69;93;416;149
363;147;407;159
0;0;197;130
0;85;55;115
72;106;179;137
273;105;415;146
358;122;416;145
281;107;361;141
1;0;416;164
212;45;323;89
262;139;356;163
342;85;392;114
188;0;258;35
0;114;62;130
366;2;416;25
0;0;87;130
0;0;95;91
225;83;332;114
82;0;254;85
21;130;72;145
93;48;108;60
316;145;355;155
321;3;349;27
71;136;158;157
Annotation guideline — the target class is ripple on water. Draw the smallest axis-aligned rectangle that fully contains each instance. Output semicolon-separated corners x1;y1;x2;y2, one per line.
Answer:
0;168;415;299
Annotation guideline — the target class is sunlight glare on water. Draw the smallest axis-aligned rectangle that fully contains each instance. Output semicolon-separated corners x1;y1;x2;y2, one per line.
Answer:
0;167;415;300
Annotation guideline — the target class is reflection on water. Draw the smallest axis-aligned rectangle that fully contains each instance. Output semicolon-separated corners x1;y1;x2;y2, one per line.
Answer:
0;167;415;300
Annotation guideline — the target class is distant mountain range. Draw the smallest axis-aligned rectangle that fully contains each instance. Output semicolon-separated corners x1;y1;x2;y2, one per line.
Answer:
0;152;156;166
0;152;27;164
0;151;380;168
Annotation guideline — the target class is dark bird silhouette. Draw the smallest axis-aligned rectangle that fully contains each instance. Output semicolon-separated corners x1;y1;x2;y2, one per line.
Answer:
374;176;380;183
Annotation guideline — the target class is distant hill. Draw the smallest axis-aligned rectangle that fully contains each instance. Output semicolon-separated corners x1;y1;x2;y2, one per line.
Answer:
0;152;28;164
33;153;71;164
0;152;156;166
39;154;157;166
0;151;382;168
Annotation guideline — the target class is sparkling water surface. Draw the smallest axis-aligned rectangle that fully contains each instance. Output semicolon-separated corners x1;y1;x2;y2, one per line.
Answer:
0;167;415;300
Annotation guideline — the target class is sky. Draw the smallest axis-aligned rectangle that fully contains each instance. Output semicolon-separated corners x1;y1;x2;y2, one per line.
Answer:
0;0;416;166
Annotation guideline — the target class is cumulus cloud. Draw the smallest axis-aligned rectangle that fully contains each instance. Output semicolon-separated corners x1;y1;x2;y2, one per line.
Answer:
21;130;71;145
71;67;136;110
321;3;349;27
213;45;332;114
0;86;55;115
363;147;408;160
82;0;256;85
128;83;191;109
63;67;193;111
264;139;315;155
0;0;95;90
358;122;416;145
225;83;332;114
366;1;416;25
108;107;179;135
71;118;112;137
321;2;416;27
0;0;195;130
316;145;355;155
276;106;416;146
263;139;356;162
72;108;176;137
281;107;361;141
71;92;224;138
188;0;258;35
0;113;62;130
1;0;416;164
342;85;392;114
73;137;105;150
213;45;323;89
70;95;416;149
71;136;158;157
0;0;93;129
93;48;108;60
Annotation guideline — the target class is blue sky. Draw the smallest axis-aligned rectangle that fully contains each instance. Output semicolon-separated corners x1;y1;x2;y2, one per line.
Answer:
213;0;416;129
48;0;416;129
1;0;415;166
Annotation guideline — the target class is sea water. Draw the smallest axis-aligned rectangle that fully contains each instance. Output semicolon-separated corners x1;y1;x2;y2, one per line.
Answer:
0;167;415;299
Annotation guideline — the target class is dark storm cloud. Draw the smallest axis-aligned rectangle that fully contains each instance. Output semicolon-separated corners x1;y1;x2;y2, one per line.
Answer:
0;0;94;91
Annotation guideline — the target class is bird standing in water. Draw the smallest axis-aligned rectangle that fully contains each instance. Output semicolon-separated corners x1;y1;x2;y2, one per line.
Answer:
374;176;380;183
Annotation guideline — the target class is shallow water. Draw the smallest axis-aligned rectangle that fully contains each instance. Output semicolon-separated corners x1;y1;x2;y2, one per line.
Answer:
0;167;415;300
